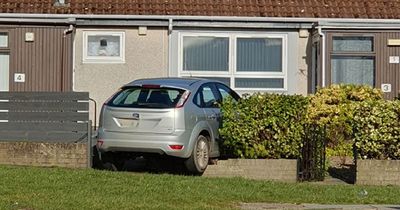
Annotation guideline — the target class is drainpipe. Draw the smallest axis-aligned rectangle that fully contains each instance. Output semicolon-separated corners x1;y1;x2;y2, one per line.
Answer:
317;26;326;87
63;24;74;37
168;18;173;34
60;24;74;91
168;19;173;77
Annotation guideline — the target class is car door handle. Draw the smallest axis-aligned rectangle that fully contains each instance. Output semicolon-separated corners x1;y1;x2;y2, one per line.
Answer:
207;114;217;120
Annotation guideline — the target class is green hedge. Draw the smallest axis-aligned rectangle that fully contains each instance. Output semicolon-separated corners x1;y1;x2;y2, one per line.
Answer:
219;93;308;159
307;84;383;156
353;100;400;159
219;84;400;160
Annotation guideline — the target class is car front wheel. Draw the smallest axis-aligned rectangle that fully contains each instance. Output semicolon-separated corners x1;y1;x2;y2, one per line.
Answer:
185;135;209;175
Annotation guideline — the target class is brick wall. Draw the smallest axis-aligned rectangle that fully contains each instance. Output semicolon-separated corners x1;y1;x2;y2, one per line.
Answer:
357;160;400;186
203;159;298;182
0;142;88;168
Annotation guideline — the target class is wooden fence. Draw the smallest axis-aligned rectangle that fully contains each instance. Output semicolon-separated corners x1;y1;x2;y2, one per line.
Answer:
0;92;90;142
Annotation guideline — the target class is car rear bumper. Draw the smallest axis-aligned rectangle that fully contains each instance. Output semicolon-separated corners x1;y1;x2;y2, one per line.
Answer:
97;129;193;158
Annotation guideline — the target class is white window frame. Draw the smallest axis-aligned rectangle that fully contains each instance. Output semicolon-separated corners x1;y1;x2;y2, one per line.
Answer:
179;33;231;73
83;31;125;64
178;32;288;91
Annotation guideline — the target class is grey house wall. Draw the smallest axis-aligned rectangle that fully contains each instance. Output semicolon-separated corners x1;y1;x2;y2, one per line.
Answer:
169;29;308;96
74;27;168;124
74;26;309;124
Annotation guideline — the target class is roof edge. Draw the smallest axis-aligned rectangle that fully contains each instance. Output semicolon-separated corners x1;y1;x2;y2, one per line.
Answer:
2;13;400;27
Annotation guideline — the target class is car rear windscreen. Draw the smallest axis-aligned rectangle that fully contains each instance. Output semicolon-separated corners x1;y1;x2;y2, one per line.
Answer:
107;86;186;108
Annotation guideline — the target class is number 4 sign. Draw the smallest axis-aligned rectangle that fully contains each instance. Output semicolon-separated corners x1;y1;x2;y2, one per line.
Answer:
14;73;25;83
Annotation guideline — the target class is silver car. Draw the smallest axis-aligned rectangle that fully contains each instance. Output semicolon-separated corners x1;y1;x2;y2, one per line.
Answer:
97;77;239;174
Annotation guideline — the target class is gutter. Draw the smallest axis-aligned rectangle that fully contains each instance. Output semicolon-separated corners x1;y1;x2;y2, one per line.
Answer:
0;17;75;24
2;13;400;29
3;13;400;25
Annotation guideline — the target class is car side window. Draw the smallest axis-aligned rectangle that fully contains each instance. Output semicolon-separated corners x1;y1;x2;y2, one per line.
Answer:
194;84;219;108
124;89;141;104
216;83;240;102
112;88;141;105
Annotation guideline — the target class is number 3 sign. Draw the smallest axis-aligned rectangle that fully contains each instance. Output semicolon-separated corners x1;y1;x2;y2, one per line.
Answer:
381;84;392;93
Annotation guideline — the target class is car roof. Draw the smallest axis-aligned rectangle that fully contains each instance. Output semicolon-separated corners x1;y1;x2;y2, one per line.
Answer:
124;77;219;89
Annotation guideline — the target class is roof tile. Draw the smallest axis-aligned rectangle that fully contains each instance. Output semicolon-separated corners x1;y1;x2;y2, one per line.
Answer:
0;0;400;19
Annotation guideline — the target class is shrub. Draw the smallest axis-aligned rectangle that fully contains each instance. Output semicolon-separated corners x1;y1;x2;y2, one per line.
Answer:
353;100;400;160
219;93;308;159
219;84;396;160
326;142;353;157
307;84;383;152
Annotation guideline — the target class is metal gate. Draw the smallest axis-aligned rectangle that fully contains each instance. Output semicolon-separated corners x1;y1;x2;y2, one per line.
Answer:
298;124;326;181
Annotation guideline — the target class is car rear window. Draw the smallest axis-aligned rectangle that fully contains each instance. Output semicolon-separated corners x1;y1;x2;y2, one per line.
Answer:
107;86;186;108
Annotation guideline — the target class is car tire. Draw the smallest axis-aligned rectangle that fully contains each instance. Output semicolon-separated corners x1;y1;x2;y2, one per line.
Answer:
185;135;210;175
101;152;125;171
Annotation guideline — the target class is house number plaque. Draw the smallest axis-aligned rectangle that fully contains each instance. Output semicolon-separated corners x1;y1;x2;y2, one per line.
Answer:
14;73;25;83
389;56;400;64
381;84;392;93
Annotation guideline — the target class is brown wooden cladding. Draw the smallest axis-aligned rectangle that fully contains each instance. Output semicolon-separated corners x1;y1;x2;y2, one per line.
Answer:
324;30;400;99
376;32;400;99
9;25;73;92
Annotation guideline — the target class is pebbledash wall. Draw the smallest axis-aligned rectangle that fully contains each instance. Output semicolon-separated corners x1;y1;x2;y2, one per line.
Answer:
73;27;169;123
357;160;400;186
203;159;298;182
0;142;88;168
74;27;309;124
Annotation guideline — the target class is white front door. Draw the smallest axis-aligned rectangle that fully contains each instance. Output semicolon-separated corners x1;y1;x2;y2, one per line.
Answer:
0;52;9;91
0;32;9;92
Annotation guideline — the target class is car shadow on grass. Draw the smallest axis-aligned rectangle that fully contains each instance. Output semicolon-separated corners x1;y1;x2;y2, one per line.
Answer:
124;156;190;175
94;155;193;176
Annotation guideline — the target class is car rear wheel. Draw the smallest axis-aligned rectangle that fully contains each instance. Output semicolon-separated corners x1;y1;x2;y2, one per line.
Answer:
185;135;209;175
101;152;125;171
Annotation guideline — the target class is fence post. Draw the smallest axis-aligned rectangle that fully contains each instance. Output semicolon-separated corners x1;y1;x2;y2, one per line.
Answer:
87;120;92;168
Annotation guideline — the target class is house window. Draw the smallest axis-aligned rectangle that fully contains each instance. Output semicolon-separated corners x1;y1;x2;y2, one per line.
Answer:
236;38;282;72
330;36;375;86
83;31;125;63
235;78;284;89
179;33;287;91
0;33;8;48
182;36;229;71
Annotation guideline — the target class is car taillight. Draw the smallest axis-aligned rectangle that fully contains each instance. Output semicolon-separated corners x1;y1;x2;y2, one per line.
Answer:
96;139;104;148
175;90;191;108
169;145;184;150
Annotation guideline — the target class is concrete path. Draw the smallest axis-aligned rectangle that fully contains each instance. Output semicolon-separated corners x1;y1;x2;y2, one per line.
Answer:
240;203;400;210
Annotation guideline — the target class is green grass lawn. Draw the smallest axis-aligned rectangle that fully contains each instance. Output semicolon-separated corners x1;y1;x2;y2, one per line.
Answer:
0;165;399;210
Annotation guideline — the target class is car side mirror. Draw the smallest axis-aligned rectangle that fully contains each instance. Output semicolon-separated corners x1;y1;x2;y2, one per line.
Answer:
212;101;220;108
